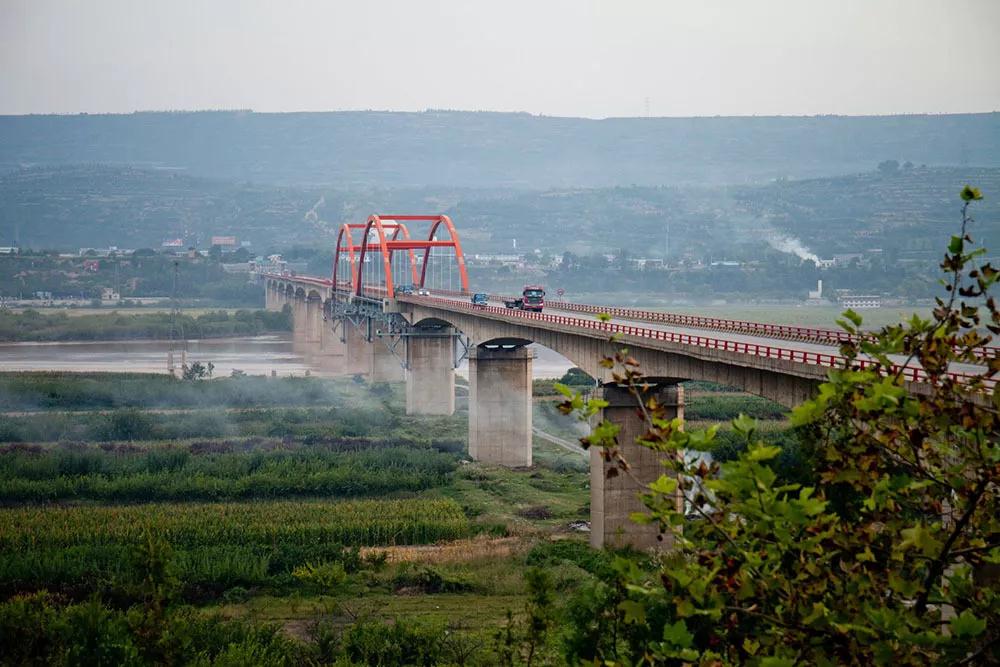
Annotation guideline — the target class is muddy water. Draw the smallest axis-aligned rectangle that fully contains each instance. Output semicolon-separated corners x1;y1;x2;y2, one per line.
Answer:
0;336;575;380
0;336;312;377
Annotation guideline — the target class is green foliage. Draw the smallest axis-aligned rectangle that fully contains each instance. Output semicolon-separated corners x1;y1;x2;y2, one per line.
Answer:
563;189;999;664
685;393;787;421
291;561;347;593
0;592;304;666
0;372;329;412
0;440;457;502
0;309;291;342
335;617;448;666
391;564;473;594
0;498;470;598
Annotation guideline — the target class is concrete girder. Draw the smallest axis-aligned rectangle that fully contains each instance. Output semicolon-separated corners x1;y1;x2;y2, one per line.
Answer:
403;303;822;408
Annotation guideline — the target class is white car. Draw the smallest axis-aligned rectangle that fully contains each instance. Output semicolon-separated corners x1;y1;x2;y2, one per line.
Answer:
417;288;430;296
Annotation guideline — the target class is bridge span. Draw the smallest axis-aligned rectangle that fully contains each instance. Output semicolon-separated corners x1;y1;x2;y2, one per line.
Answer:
259;214;988;551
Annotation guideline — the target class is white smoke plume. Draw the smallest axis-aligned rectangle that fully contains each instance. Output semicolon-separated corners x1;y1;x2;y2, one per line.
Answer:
767;234;820;264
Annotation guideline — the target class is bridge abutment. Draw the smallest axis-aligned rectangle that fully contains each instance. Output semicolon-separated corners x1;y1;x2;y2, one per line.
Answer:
468;346;533;467
591;383;684;551
405;328;456;415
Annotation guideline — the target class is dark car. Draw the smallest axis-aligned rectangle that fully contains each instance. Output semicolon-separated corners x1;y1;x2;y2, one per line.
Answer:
471;293;489;307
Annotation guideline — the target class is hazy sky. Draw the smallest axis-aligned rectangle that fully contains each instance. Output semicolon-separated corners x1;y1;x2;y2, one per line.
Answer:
2;0;998;118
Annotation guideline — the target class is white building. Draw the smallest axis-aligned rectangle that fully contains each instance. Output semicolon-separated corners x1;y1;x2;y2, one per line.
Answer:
839;294;881;309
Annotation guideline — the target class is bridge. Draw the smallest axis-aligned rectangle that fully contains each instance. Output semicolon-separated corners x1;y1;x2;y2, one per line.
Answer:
260;214;989;550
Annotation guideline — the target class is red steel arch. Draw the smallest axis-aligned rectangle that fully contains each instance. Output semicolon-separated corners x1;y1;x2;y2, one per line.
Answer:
338;214;468;298
331;223;361;293
418;215;467;291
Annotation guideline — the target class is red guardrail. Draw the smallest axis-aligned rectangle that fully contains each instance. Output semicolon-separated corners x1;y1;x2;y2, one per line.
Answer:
484;292;999;360
261;273;333;288
403;294;994;390
310;279;997;369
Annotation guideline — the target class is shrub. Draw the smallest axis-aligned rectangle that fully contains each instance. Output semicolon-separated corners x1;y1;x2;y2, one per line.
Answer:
291;561;347;593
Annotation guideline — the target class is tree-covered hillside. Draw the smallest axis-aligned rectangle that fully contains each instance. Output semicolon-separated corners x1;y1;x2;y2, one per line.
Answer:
1;165;997;266
0;165;322;248
1;110;998;188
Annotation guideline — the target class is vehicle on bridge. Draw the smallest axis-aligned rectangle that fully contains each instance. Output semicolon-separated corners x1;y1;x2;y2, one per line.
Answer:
504;285;545;312
471;293;489;307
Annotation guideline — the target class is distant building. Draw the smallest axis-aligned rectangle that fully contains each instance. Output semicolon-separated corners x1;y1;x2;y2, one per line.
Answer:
814;258;836;269
832;253;864;267
0;247;18;255
839;294;881;309
211;236;238;247
161;238;184;248
101;287;120;302
629;258;665;270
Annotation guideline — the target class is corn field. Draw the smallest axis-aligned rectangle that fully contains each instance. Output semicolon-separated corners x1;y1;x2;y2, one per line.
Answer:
0;498;470;594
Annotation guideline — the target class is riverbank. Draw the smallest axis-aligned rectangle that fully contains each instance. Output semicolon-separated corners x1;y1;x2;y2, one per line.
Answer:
0;307;290;342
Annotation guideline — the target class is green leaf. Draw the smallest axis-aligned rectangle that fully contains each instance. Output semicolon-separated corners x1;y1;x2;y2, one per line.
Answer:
662;619;694;648
960;184;984;202
552;382;573;398
760;658;795;667
732;413;757;437
841;308;863;327
596;312;612;322
649;474;678;495
949;235;964;254
951;609;987;638
748;444;781;462
618;599;647;625
899;523;943;556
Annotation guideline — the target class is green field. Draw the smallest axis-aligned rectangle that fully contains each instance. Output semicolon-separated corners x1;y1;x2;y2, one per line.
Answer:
0;367;803;664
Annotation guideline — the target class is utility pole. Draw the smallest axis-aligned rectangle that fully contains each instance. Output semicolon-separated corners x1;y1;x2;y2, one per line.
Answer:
664;222;670;265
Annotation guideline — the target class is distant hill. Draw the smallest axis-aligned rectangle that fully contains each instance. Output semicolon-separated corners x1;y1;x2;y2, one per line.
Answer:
451;167;1000;259
0;165;321;249
2;164;996;261
1;110;998;188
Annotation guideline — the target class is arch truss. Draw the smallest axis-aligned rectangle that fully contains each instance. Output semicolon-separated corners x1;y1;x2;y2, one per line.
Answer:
332;215;469;299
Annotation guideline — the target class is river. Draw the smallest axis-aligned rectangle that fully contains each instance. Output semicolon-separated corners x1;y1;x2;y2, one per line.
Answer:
0;335;575;379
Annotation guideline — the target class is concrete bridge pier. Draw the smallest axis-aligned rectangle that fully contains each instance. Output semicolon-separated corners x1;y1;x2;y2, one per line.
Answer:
591;383;684;551
311;301;345;373
405;327;456;415
291;296;309;354
468;346;533;467
369;334;406;383
266;284;283;312
341;319;371;377
304;293;323;349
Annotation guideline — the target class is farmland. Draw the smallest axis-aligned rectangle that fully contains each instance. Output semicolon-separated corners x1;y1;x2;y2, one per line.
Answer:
0;372;601;663
0;370;799;664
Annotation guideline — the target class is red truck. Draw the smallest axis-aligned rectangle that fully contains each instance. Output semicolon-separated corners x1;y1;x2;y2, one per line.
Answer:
504;285;545;312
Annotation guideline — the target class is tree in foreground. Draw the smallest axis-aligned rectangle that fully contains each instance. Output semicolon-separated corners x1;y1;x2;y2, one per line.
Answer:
561;187;998;665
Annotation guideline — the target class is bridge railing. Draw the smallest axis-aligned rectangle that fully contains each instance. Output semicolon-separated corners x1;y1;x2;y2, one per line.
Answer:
480;292;999;360
404;294;995;391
